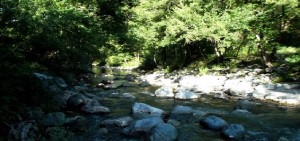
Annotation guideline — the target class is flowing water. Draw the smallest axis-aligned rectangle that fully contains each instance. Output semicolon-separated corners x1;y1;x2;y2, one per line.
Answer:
86;67;300;141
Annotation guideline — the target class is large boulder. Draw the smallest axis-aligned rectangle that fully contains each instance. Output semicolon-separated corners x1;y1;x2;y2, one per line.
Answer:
224;79;254;97
221;124;245;141
170;105;195;122
80;99;110;114
175;89;199;99
253;84;300;105
123;117;164;136
231;109;253;118
132;102;165;118
139;81;151;87
180;75;226;94
200;115;228;131
148;123;177;141
101;116;133;127
236;99;260;110
155;86;174;98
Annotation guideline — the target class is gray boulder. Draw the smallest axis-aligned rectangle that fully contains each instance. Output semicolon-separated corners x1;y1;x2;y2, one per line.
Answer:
125;74;137;82
123;117;164;136
231;109;253;117
101;116;134;127
139;81;151;87
221;124;245;141
80;99;110;114
155;86;174;98
200;115;228;131
132;102;165;118
236;99;260;110
175;89;199;99
170;105;195;122
224;79;254;97
171;105;194;114
148;123;177;141
122;93;136;99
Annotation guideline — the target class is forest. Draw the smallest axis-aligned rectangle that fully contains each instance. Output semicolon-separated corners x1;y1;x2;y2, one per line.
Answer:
0;0;299;140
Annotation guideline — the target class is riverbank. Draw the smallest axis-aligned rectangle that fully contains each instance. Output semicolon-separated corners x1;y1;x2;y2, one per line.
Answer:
3;66;300;141
139;65;300;107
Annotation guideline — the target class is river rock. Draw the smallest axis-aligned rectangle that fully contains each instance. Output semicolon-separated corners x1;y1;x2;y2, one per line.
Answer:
264;91;300;105
180;75;226;93
155;86;174;97
67;94;86;108
224;79;254;97
101;116;134;127
175;89;199;99
194;107;229;116
200;115;228;131
236;99;260;110
123;82;137;87
148;123;177;141
125;74;137;82
252;84;275;99
253;84;300;105
122;93;136;99
132;102;165;118
80;99;110;114
231;109;253;117
221;124;245;141
139;81;151;87
170;105;195;122
40;112;66;127
171;105;194;114
123;117;164;136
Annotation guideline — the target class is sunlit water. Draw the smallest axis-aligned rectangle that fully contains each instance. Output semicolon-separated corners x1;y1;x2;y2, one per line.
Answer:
83;67;300;141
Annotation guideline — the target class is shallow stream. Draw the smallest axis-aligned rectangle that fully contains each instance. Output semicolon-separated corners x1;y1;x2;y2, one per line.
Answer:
84;67;300;141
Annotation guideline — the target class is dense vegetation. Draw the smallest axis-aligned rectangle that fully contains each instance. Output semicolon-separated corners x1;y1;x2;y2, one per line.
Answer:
0;0;299;139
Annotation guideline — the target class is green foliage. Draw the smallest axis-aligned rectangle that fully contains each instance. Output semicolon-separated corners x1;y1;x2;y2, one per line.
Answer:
0;0;103;137
106;53;134;66
126;0;299;69
0;1;299;140
277;46;300;64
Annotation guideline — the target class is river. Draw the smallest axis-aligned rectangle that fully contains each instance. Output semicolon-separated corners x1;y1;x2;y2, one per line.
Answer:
83;66;300;141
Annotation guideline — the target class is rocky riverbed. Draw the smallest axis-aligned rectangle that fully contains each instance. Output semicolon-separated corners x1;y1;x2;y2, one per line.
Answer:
7;66;300;141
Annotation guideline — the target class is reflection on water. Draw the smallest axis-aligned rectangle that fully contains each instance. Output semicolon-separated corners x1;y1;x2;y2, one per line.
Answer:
90;66;300;140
